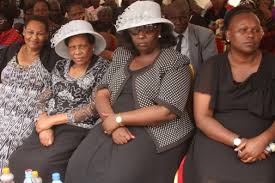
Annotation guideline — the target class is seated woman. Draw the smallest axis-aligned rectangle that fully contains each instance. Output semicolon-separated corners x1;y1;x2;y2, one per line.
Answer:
65;1;194;183
9;20;109;183
183;6;275;183
0;15;53;168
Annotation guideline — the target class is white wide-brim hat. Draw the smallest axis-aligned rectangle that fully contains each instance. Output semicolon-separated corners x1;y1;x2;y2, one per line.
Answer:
115;1;174;32
51;20;106;59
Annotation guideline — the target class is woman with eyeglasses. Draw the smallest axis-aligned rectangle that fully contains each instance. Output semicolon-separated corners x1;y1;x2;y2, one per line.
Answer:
9;20;109;183
65;1;194;183
0;15;55;168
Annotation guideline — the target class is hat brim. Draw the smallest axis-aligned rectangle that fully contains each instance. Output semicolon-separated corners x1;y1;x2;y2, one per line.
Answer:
116;18;174;32
55;31;106;59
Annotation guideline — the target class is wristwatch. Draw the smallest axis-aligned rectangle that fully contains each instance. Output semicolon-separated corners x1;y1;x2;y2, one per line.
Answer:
233;137;242;147
115;114;124;126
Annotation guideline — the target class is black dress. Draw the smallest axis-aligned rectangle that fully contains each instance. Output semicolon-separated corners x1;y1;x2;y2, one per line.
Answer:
183;52;275;183
65;68;190;183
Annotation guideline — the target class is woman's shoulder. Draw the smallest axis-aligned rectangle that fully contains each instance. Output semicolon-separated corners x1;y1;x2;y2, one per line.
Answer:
154;48;190;71
112;47;132;64
95;55;110;67
161;48;190;65
113;47;131;56
200;53;228;70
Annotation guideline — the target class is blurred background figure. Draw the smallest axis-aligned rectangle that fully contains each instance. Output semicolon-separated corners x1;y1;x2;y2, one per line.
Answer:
0;6;23;49
65;1;85;21
162;0;217;73
48;0;66;25
33;0;60;37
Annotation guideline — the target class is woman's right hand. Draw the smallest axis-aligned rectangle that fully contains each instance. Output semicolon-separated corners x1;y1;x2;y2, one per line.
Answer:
111;127;135;145
235;137;270;163
39;129;54;147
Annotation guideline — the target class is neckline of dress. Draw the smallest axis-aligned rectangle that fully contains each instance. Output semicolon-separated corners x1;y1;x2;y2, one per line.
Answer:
225;52;264;86
13;55;40;70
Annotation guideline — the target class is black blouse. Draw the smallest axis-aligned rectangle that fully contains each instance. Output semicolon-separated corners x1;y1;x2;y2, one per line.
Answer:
195;52;275;120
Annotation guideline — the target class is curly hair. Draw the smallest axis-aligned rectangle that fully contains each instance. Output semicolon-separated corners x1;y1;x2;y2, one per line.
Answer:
116;23;176;55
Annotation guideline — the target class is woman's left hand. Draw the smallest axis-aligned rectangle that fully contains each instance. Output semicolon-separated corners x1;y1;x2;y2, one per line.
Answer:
236;136;269;163
102;114;120;135
36;113;54;133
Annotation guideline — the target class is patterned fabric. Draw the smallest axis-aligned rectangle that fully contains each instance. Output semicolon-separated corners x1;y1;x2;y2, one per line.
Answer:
97;47;195;153
37;56;109;129
0;56;51;168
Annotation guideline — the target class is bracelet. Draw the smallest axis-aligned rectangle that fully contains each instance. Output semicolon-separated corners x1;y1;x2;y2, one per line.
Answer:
265;142;275;153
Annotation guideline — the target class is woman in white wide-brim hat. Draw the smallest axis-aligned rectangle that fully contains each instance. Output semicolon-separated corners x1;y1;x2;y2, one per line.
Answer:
9;20;110;183
65;2;194;183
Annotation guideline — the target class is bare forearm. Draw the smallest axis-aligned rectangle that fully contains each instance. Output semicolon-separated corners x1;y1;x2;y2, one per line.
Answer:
259;121;275;143
95;90;114;120
196;116;239;147
194;93;239;147
120;105;176;126
49;113;68;126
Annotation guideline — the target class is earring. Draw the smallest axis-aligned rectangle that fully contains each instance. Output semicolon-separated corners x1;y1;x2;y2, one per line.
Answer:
158;35;161;38
226;39;230;43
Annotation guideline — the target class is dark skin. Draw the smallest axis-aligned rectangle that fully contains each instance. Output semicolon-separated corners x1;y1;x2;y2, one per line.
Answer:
194;12;275;164
163;3;190;34
95;24;177;144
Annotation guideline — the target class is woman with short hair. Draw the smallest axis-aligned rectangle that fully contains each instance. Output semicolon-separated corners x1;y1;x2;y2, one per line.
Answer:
9;20;109;183
0;15;52;168
183;6;275;183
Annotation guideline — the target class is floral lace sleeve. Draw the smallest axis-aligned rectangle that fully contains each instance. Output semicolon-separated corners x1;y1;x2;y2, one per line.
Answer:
66;90;97;124
36;87;53;115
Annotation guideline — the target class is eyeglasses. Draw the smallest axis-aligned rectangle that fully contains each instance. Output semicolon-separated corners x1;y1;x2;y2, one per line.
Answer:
68;44;90;52
24;29;47;37
128;24;159;35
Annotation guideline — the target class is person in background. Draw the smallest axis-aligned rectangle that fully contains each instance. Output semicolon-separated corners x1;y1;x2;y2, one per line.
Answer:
92;6;117;60
33;0;60;38
9;20;109;183
0;15;53;168
48;0;66;25
96;6;116;34
65;1;85;21
162;0;217;73
82;0;102;22
183;6;275;183
256;0;275;31
0;6;23;49
65;1;194;183
204;0;228;28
